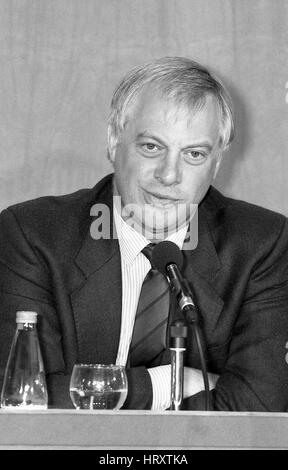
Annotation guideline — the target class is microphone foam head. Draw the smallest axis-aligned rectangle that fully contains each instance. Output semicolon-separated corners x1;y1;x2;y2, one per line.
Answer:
152;241;183;275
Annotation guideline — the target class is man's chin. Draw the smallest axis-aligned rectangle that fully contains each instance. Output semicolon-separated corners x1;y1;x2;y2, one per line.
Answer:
122;204;190;239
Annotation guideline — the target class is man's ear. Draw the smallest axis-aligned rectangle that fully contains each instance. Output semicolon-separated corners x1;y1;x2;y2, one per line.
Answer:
213;152;224;179
107;126;117;165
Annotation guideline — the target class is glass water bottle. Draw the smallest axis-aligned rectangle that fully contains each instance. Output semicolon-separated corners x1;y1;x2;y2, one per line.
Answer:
0;311;48;410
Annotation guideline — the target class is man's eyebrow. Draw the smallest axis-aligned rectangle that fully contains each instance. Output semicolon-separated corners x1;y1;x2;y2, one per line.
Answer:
136;132;166;144
183;141;213;152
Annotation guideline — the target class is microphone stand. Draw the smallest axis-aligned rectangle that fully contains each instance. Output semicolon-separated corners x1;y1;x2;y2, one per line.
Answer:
169;319;187;411
168;264;211;411
151;241;211;411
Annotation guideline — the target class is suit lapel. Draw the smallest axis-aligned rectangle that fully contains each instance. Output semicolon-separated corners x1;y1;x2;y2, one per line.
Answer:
182;201;224;341
70;179;122;364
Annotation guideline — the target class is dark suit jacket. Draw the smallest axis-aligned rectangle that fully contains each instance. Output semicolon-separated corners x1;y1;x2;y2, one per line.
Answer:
0;174;288;411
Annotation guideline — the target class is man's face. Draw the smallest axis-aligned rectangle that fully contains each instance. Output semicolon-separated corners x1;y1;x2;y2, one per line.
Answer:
110;89;223;238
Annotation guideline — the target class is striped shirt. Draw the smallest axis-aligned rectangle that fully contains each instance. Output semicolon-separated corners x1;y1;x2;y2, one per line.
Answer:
113;199;188;410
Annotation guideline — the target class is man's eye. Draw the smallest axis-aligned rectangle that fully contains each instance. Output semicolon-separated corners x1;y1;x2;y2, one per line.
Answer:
185;150;206;162
188;151;203;158
142;143;159;152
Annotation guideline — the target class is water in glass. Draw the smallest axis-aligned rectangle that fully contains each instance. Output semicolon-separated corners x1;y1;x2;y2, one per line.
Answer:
69;364;128;410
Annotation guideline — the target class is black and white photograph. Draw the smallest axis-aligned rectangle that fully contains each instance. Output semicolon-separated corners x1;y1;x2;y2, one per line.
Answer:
0;0;287;452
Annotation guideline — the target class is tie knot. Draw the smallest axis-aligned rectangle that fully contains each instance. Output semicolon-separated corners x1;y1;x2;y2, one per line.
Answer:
141;243;156;267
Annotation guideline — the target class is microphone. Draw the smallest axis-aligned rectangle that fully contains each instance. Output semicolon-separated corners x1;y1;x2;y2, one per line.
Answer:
152;241;198;322
152;241;211;411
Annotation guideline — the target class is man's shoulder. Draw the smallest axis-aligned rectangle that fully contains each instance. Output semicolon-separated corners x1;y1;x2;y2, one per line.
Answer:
6;174;112;219
1;174;113;241
205;186;287;243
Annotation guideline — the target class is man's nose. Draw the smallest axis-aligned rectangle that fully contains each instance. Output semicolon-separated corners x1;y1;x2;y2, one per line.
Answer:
154;153;182;186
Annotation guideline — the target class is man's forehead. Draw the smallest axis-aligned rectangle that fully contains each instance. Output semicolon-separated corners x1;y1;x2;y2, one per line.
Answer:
123;89;221;144
125;87;220;127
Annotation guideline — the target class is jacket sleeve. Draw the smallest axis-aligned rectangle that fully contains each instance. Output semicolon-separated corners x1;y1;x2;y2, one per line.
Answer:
184;217;288;411
0;208;154;409
0;208;75;408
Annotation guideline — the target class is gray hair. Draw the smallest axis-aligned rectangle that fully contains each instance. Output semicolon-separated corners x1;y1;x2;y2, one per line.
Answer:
108;56;234;153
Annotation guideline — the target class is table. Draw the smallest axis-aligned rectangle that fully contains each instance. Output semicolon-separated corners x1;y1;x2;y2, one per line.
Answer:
0;410;288;449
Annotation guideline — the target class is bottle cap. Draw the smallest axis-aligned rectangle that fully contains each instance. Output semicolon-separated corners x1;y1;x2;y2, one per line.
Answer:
16;311;38;324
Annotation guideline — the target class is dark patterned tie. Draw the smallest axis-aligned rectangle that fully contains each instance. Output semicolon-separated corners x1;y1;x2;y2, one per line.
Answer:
129;243;170;367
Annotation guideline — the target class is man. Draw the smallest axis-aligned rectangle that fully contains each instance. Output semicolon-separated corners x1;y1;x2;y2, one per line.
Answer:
0;57;287;410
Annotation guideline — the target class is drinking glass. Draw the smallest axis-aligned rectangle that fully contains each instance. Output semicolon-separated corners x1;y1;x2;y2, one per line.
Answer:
69;364;128;410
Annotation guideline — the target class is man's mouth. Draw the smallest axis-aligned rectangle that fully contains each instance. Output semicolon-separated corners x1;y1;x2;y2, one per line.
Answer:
142;189;182;207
